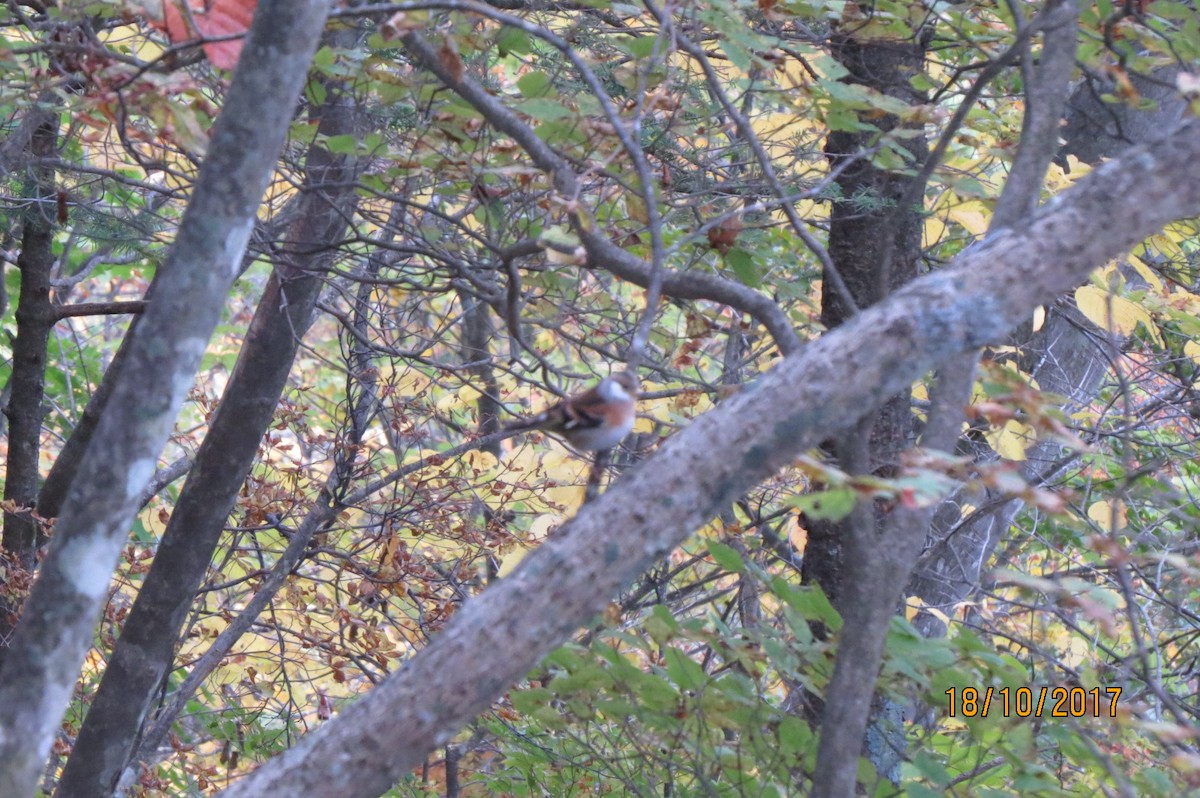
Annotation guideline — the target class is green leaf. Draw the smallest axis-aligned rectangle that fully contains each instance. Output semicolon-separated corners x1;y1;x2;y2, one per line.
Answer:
722;38;752;71
813;54;850;81
788;487;857;520
538;225;581;249
289;119;319;146
619;35;659;60
324;134;358;154
664;646;707;690
826;106;866;132
516;97;574;121
776;581;842;630
509;687;554;714
1138;768;1178;794
517;71;552;98
548;662;611;694
305;78;327;106
638;676;682;712
311;45;336;69
543;646;586;673
726;247;759;286
777;716;812;755
910;750;950;787
645;604;680;644
497;26;532;56
707;541;745;572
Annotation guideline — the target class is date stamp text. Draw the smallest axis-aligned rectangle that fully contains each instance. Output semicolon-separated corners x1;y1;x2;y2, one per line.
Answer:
944;686;1122;718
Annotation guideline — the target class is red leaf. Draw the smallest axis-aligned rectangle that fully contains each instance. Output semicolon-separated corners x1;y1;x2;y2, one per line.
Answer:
317;689;332;720
162;0;258;71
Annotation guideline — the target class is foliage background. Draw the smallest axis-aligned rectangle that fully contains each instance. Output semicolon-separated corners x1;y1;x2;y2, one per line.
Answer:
0;0;1197;796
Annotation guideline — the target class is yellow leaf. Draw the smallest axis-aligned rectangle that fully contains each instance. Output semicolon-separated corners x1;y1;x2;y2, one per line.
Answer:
1031;305;1045;332
946;201;990;235
494;544;530;577
1064;636;1092;665
394;369;430;396
380;531;400;567
1043;156;1091;190
789;514;807;551
904;595;948;625
1129;255;1165;293
465;449;498;471
984;419;1033;461
1074;284;1161;343
1184;340;1200;373
1087;499;1127;532
922;215;946;248
625;193;648;225
435;384;480;411
795;198;821;219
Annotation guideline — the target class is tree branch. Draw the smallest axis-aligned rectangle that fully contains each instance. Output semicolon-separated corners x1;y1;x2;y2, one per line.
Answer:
53;300;146;319
398;28;803;356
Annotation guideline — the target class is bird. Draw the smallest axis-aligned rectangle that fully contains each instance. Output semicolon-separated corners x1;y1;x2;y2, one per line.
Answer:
503;371;638;452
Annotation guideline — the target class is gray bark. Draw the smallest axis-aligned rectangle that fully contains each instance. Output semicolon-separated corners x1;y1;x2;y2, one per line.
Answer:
0;3;333;795
908;0;1156;643
1;108;58;571
213;117;1200;798
54;67;362;795
908;303;1116;640
1058;66;1186;170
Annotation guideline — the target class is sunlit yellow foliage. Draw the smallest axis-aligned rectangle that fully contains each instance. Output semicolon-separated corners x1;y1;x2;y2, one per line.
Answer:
984;418;1033;461
1075;284;1162;343
1087;499;1128;532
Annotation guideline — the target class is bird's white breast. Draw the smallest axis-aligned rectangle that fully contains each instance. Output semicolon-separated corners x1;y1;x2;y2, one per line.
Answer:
598;378;632;402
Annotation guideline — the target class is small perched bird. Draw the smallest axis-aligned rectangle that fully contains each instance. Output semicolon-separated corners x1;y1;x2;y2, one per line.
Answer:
504;371;638;452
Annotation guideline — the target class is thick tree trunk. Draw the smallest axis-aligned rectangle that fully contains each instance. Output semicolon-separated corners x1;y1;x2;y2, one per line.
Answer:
802;28;929;789
1;110;57;569
808;3;1079;789
804;29;930;601
0;106;59;673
